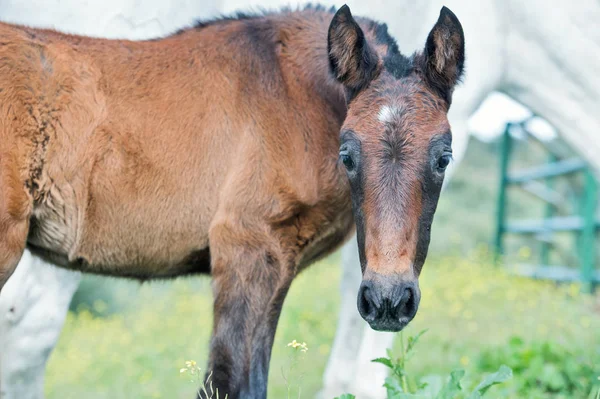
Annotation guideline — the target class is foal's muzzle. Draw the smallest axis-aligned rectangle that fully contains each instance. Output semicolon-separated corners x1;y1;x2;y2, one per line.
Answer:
357;275;420;332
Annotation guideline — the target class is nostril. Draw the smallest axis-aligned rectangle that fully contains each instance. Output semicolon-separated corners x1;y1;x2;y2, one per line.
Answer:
358;288;372;317
357;283;380;322
394;285;418;320
400;287;413;312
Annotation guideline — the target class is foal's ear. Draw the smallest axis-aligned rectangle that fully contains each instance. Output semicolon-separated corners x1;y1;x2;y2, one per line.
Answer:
328;5;379;96
421;6;465;103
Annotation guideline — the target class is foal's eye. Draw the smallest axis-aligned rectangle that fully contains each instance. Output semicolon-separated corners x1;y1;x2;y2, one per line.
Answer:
340;153;355;171
437;154;452;171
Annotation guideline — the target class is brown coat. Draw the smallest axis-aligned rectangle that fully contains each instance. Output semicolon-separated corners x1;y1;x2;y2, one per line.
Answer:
0;10;353;281
0;5;465;398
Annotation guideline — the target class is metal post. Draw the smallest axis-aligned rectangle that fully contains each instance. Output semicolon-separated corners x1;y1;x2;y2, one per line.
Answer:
495;124;512;262
540;153;557;266
580;169;597;293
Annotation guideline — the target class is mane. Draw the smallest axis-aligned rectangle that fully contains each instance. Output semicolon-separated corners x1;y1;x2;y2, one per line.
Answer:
159;3;414;80
362;19;414;80
166;3;337;38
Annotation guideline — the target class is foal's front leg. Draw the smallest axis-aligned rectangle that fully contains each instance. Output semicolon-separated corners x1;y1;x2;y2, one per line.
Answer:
203;223;293;399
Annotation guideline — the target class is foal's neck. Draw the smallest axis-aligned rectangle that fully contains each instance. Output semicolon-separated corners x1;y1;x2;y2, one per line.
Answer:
178;8;353;126
271;8;348;122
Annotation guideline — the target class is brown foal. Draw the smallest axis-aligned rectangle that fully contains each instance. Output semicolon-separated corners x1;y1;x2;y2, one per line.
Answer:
0;4;464;398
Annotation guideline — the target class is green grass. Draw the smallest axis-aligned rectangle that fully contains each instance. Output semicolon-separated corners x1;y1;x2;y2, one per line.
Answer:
45;251;600;399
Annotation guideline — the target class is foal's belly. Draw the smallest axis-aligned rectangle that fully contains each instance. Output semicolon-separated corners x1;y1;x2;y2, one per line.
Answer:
27;180;214;279
28;220;212;280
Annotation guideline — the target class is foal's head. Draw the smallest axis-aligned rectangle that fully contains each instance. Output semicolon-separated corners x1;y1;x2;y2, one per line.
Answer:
328;5;465;331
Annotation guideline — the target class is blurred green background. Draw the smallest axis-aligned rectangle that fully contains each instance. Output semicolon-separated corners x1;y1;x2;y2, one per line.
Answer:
46;136;600;398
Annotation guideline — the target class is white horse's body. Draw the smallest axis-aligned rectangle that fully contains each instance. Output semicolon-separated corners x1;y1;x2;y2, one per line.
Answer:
1;0;599;398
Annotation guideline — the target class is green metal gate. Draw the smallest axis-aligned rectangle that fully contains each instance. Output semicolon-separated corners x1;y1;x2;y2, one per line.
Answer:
494;118;600;293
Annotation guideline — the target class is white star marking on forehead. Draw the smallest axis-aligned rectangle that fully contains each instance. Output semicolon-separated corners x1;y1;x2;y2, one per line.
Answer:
377;104;404;124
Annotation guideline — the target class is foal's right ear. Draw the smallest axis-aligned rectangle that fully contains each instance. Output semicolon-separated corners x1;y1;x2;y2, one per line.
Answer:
328;5;379;97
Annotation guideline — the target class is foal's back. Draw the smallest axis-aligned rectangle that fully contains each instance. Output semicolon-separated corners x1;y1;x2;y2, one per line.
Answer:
0;9;348;279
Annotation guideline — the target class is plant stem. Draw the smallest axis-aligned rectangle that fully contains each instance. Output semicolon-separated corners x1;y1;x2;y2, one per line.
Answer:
399;331;409;393
399;331;405;369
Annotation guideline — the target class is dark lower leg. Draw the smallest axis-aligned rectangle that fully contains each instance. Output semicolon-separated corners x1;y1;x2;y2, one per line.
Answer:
243;284;290;398
202;250;292;399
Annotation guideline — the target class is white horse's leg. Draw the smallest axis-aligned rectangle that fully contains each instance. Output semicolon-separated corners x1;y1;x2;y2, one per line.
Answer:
0;250;81;399
321;238;362;397
321;238;391;399
350;326;394;398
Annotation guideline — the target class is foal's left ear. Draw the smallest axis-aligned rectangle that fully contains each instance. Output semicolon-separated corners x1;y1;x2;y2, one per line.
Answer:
328;5;379;97
422;6;465;103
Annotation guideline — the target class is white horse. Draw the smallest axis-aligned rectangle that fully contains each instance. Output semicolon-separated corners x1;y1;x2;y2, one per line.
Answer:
1;0;599;398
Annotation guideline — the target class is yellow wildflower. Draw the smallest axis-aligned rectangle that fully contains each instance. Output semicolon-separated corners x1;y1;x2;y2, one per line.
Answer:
287;340;308;352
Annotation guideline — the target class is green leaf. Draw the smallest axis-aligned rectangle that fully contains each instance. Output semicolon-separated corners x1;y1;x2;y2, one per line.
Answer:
435;369;465;399
406;329;429;354
371;357;394;369
392;363;406;379
334;394;356;399
468;365;513;398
